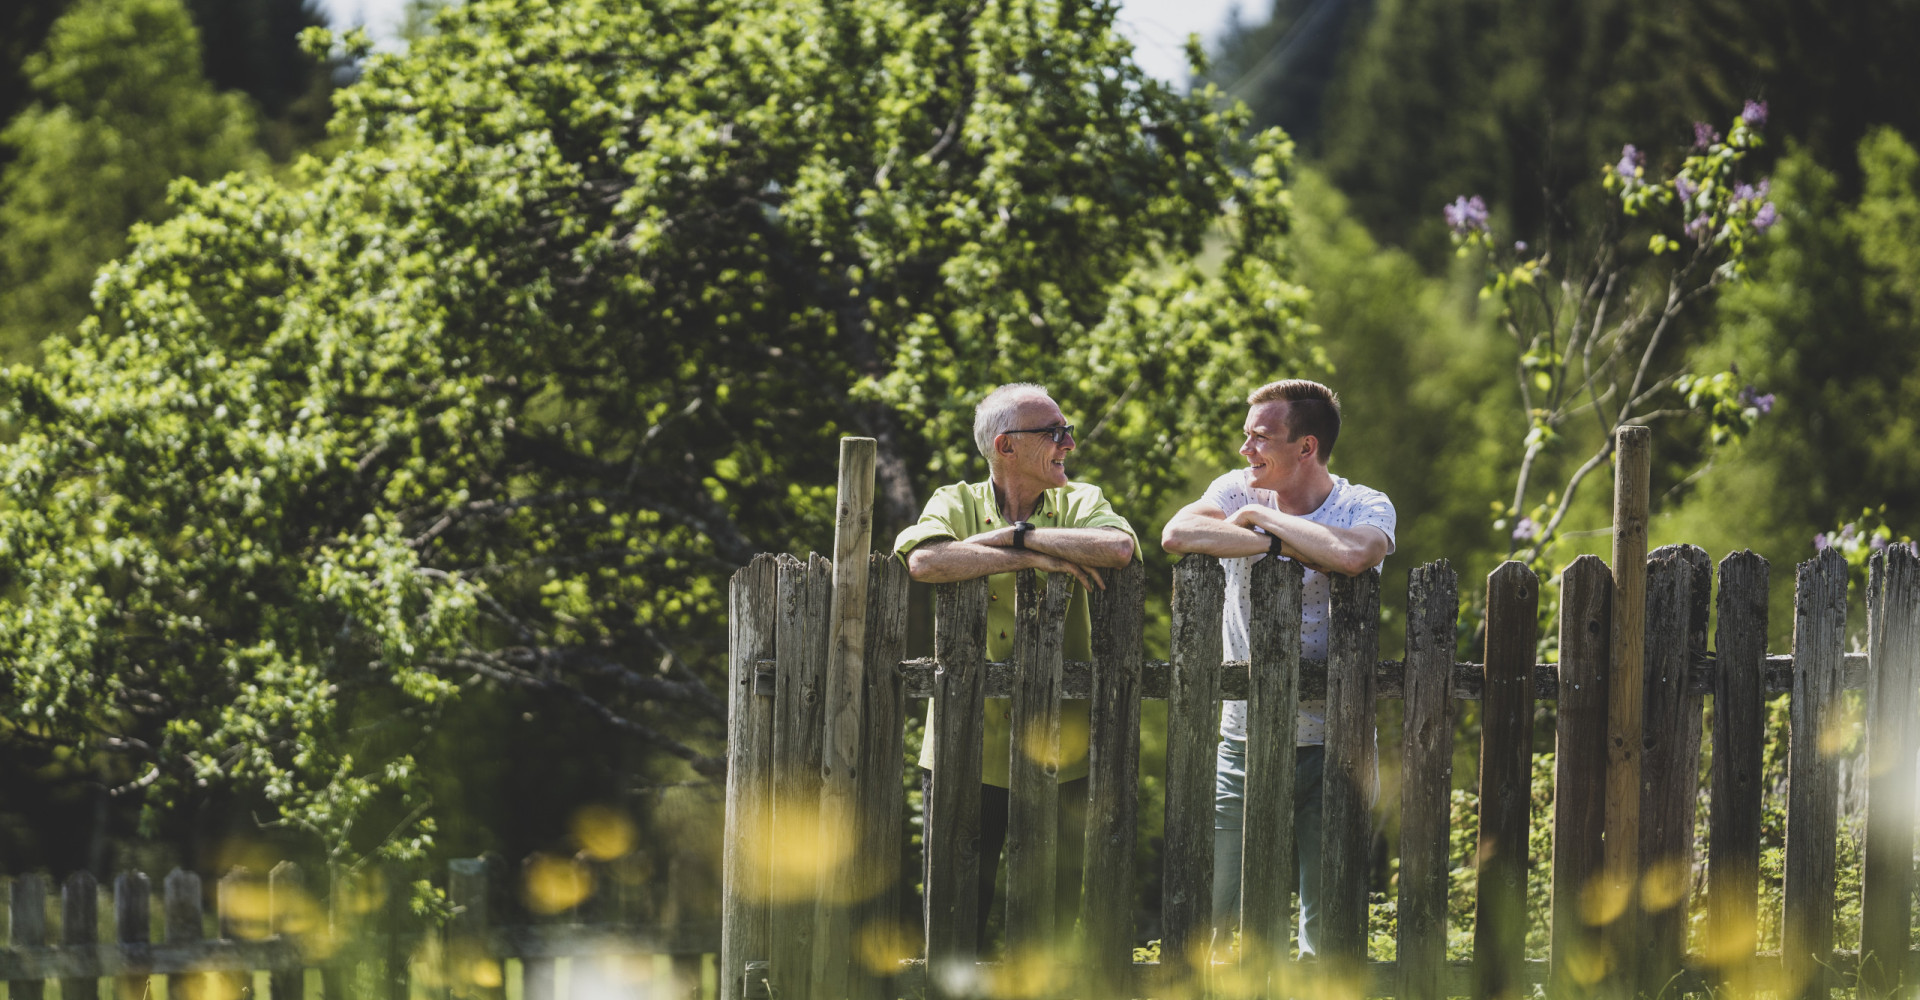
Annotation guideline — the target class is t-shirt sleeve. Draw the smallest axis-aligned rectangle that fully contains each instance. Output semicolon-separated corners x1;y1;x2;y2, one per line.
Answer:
1346;488;1398;554
1065;484;1142;561
893;485;966;559
1199;471;1251;516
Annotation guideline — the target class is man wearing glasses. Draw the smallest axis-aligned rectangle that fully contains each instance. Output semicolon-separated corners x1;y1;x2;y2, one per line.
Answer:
1161;378;1395;959
895;382;1139;949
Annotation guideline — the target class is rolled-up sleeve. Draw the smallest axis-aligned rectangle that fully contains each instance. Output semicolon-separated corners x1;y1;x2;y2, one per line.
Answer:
893;484;966;561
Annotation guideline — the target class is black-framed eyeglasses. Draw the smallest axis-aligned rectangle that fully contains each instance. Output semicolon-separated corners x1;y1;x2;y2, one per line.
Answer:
1004;424;1075;444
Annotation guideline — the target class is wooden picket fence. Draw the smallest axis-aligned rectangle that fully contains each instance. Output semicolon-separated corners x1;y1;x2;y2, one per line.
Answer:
719;541;1920;1000
0;857;716;999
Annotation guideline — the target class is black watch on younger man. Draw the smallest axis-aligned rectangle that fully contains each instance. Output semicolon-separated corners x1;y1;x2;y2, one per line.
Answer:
1012;520;1034;549
1268;532;1286;558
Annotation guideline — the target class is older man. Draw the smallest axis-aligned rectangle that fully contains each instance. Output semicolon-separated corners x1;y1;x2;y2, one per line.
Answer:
895;382;1139;947
1161;378;1396;957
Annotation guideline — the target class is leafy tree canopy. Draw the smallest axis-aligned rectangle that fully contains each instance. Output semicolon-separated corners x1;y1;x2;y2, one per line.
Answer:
0;0;1313;861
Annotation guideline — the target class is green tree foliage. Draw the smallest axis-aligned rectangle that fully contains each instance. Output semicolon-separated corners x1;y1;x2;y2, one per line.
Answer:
0;0;259;365
0;0;1313;860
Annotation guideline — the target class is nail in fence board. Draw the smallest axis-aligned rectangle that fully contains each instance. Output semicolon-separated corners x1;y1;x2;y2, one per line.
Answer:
771;552;831;1000
1783;548;1847;1000
1399;560;1458;1000
721;555;779;1000
1005;570;1072;950
814;437;875;1000
1861;545;1919;998
1709;551;1768;988
1241;556;1303;980
851;553;911;1000
1322;568;1381;965
1082;561;1145;998
925;576;989;985
1550;555;1609;1000
1474;562;1538;1000
1162;555;1225;982
1639;547;1698;987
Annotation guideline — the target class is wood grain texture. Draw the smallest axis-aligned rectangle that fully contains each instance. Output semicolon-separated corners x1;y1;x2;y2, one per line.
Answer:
721;556;779;1000
813;437;876;1000
1638;547;1697;987
1605;425;1650;966
1783;548;1847;1000
1709;551;1767;988
850;553;911;1000
771;553;830;1000
1399;561;1458;1000
1005;570;1072;949
1322;568;1382;965
1550;555;1610;1000
1083;561;1145;998
925;576;989;981
1474;562;1538;1000
1162;555;1225;980
1241;557;1303;976
1860;545;1919;998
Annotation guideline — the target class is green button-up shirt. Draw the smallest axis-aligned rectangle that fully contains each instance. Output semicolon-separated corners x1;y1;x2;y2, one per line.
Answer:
893;479;1140;787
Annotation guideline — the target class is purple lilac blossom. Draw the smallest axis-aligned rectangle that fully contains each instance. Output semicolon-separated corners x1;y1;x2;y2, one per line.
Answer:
1615;144;1641;180
1675;176;1697;203
1737;385;1775;414
1686;214;1712;241
1512;518;1538;542
1693;121;1721;149
1514;241;1528;252
1814;532;1830;551
1742;100;1769;128
1753;202;1778;232
1872;535;1888;552
1444;195;1490;235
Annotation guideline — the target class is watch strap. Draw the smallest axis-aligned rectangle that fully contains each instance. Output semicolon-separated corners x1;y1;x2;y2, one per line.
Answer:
1012;520;1034;549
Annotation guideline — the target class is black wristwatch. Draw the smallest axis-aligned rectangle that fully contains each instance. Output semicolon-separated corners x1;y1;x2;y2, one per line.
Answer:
1268;532;1286;558
1012;520;1034;549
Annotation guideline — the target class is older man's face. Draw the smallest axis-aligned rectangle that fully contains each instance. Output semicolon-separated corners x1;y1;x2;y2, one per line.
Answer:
1000;397;1075;492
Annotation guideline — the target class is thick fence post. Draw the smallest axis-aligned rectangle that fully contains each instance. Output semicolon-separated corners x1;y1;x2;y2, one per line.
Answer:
218;867;258;1000
1861;545;1919;998
1083;560;1145;998
271;861;309;1000
165;868;205;1000
771;552;830;1000
1605;426;1650;980
118;870;153;1000
1551;555;1611;998
1006;570;1072;955
11;872;48;1000
1709;551;1768;994
1475;561;1538;1000
61;870;99;1000
1783;548;1847;1000
814;437;876;1000
1242;556;1304;987
1322;567;1381;975
851;552;912;1000
722;555;779;1000
1400;560;1458;1000
1163;554;1225;984
925;576;989;991
1639;547;1698;991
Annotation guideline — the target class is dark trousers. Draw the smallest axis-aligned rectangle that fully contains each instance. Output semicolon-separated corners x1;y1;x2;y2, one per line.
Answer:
921;769;1090;949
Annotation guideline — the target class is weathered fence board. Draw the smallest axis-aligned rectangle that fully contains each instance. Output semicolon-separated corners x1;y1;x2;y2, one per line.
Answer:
1083;561;1145;998
721;555;779;1000
1551;554;1610;999
1323;568;1381;967
1605;425;1652;979
1639;547;1698;990
771;552;830;1000
924;576;988;982
1709;550;1768;990
852;553;911;1000
1784;547;1848;1000
1241;556;1303;979
1475;562;1538;1000
1162;555;1224;982
1399;560;1457;1000
1005;570;1072;950
1861;545;1920;998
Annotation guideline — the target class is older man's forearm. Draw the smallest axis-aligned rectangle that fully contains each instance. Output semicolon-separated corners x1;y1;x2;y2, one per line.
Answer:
1025;527;1134;568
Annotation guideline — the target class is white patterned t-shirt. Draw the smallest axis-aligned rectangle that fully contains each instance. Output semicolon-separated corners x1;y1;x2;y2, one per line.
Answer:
1202;470;1397;744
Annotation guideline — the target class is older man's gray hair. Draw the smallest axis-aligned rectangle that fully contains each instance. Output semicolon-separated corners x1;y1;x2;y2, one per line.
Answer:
972;383;1053;461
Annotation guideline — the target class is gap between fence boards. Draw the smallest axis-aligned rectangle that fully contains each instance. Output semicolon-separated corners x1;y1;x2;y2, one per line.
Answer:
751;652;1861;701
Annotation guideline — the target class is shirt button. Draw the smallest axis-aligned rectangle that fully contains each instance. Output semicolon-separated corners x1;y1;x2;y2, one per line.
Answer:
990;594;998;602
1000;631;1007;640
